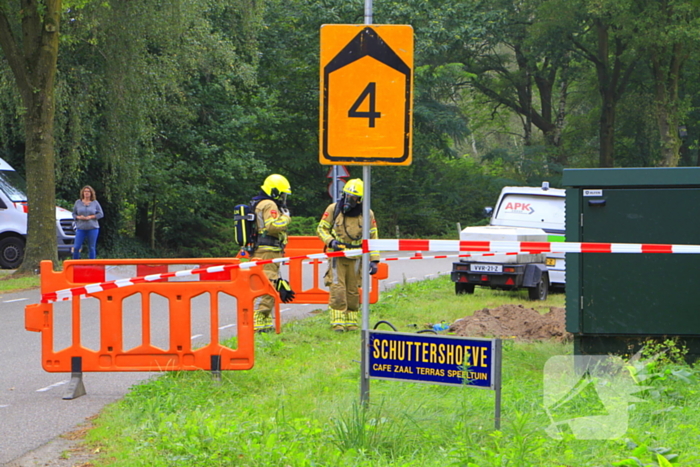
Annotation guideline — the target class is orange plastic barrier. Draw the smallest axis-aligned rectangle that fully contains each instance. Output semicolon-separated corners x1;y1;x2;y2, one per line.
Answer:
283;236;388;304
25;258;278;373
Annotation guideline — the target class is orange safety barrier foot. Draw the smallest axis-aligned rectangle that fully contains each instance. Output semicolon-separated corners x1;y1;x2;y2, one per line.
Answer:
211;355;222;382
64;357;86;400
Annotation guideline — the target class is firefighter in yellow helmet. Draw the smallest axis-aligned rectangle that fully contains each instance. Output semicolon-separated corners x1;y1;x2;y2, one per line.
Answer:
317;178;380;332
252;174;292;333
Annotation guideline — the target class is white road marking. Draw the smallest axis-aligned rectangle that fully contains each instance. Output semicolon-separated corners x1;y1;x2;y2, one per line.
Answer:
218;324;235;330
36;380;69;392
280;308;291;313
191;334;203;340
0;404;9;408
3;298;28;303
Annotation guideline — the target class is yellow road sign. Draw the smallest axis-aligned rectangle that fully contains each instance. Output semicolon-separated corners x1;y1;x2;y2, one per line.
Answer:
320;24;413;166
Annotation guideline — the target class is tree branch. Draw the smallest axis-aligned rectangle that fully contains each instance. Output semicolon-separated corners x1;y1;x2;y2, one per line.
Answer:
569;34;602;67
0;9;30;102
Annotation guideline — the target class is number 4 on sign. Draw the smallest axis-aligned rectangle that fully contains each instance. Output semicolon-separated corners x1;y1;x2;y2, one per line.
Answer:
349;82;381;128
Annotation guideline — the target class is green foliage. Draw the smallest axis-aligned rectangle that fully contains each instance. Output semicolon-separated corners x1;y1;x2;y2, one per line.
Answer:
50;0;269;254
99;237;162;260
3;0;700;266
287;215;319;237
372;155;506;238
622;338;697;402
612;439;680;466
640;338;691;368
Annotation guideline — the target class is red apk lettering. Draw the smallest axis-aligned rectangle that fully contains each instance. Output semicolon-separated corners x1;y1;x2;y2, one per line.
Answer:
505;202;532;212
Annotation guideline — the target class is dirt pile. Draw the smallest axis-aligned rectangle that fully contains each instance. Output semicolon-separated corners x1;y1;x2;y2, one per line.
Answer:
449;305;571;342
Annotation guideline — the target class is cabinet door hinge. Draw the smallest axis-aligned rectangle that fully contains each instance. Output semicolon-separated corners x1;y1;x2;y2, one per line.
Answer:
580;295;584;310
580;213;584;227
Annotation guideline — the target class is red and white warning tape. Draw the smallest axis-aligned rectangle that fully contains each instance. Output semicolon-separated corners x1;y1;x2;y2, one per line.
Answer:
41;239;700;303
41;249;520;304
301;250;522;264
365;239;700;255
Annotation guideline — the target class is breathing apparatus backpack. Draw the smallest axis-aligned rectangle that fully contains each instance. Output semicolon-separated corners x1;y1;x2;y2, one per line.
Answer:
233;202;258;254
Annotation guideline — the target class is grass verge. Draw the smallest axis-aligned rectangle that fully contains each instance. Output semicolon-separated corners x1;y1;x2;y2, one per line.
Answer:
0;270;40;293
85;276;699;466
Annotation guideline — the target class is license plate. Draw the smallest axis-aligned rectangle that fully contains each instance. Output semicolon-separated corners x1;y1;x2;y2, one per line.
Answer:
546;257;556;266
470;264;502;273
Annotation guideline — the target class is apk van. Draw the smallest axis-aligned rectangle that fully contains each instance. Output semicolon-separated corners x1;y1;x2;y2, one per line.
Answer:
451;182;565;300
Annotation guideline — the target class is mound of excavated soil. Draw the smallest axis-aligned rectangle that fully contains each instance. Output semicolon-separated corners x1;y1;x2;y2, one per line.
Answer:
449;305;571;342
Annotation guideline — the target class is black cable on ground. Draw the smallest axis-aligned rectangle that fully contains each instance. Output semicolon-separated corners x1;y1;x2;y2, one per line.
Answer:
373;320;398;331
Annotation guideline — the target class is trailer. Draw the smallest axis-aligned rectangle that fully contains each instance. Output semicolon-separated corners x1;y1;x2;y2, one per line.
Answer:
451;183;565;300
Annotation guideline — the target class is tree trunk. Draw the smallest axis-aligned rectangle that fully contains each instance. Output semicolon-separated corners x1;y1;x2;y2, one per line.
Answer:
135;202;151;243
0;0;62;273
598;98;615;168
651;46;684;167
23;87;59;272
583;19;635;169
595;20;615;168
150;195;157;251
654;103;681;167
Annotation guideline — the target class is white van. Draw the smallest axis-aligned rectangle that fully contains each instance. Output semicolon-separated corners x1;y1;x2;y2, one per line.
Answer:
0;158;75;269
488;184;566;287
451;182;566;299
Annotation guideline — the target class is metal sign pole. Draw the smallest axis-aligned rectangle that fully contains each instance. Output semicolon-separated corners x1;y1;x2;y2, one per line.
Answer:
360;0;373;407
361;166;371;406
332;166;339;202
494;339;502;430
364;0;373;24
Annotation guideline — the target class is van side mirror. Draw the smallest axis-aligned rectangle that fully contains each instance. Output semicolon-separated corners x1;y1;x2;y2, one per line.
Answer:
483;207;493;218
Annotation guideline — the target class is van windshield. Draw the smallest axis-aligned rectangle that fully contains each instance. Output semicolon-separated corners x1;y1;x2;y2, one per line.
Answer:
0;169;28;202
494;194;564;225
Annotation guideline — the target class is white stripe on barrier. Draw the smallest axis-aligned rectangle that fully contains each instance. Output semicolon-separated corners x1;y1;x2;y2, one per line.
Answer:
106;265;137;282
673;245;700;253
114;279;134;288
84;284;103;294
611;244;642;253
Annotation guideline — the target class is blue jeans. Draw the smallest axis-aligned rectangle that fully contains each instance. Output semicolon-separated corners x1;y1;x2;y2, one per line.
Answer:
73;228;100;259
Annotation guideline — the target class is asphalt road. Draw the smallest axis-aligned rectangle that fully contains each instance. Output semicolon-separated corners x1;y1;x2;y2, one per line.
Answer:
0;254;455;464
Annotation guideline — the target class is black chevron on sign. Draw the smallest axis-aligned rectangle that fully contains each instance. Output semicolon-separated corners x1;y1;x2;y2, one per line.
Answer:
324;27;410;75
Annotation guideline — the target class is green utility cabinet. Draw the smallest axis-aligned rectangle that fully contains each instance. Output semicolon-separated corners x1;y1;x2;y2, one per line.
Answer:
563;167;700;357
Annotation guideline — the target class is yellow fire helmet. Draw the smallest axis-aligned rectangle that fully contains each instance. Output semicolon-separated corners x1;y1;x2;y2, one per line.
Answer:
261;174;292;199
343;178;363;200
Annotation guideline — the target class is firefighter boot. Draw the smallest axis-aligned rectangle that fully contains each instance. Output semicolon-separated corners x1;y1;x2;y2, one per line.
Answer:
254;310;274;333
345;310;360;331
330;308;345;332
